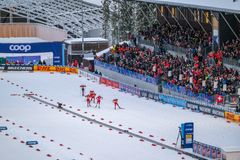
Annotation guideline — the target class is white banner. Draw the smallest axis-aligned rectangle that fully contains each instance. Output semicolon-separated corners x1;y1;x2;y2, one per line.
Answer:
79;69;100;83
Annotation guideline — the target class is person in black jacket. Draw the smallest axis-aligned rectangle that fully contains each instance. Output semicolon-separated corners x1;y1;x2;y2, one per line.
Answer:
38;60;42;65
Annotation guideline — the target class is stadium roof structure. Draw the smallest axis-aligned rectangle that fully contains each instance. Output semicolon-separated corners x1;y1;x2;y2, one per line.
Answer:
0;0;103;38
137;0;240;14
65;37;108;44
0;37;47;43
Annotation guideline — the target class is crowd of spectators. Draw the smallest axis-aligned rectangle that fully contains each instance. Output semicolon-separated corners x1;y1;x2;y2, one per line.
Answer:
222;38;240;60
97;43;239;96
139;24;212;53
139;24;240;62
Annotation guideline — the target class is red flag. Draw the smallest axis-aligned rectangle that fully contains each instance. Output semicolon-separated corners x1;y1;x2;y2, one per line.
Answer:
216;95;224;104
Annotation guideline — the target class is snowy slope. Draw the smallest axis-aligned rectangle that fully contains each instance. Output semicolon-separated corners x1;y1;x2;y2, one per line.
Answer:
0;71;240;160
0;72;193;160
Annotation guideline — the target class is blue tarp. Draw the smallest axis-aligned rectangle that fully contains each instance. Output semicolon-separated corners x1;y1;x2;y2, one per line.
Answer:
159;94;187;108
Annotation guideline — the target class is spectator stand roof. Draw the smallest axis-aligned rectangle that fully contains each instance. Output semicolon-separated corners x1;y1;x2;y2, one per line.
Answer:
0;0;103;38
137;0;240;14
0;37;47;43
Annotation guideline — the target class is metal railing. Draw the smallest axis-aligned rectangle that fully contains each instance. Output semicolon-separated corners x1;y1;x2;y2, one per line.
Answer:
161;81;239;113
163;44;188;57
223;57;240;67
138;37;211;59
139;38;240;69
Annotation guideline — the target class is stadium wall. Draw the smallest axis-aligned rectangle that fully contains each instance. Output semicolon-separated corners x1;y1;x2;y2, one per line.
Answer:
35;24;67;42
95;64;159;93
0;24;36;37
91;64;239;118
0;23;67;41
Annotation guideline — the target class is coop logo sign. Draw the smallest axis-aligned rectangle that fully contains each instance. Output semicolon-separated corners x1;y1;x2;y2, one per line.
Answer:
9;45;31;52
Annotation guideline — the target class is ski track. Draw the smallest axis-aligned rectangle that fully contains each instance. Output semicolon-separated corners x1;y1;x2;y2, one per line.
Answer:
1;71;240;160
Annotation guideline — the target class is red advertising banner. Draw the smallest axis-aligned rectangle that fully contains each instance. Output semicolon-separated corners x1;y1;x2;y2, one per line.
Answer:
100;77;119;89
100;77;107;85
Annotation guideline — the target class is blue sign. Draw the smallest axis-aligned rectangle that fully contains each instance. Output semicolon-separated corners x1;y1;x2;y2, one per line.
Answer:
119;83;141;96
181;122;194;149
0;42;63;65
0;126;7;131
159;94;187;108
26;141;38;145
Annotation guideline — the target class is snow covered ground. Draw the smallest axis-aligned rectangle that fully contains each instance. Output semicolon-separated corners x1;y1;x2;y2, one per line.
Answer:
0;71;240;160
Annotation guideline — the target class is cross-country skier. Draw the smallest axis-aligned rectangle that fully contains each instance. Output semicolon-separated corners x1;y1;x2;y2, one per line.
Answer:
89;90;96;103
95;95;103;108
91;92;96;103
89;90;94;95
86;95;91;107
113;99;121;110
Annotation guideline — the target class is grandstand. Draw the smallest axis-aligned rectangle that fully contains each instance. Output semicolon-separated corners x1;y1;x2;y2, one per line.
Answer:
96;0;240;112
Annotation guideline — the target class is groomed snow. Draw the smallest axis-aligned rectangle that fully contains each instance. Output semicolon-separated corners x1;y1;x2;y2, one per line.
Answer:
0;71;240;160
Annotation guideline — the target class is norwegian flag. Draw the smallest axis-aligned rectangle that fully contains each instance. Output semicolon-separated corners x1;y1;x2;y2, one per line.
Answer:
216;94;224;104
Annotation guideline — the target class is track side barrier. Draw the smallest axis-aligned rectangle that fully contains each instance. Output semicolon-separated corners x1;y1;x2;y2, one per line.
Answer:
79;69;100;83
159;94;187;108
193;140;222;159
87;70;239;119
100;77;119;89
0;64;34;71
34;66;78;74
224;112;240;124
119;83;141;97
187;102;225;118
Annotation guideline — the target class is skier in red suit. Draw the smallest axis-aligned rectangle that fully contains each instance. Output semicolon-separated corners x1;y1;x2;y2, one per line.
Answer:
95;95;103;108
91;92;96;103
89;90;96;103
86;95;91;107
113;99;121;110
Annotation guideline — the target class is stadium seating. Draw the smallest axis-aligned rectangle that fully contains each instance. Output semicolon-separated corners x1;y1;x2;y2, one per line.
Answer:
222;38;240;63
139;24;212;52
139;24;239;65
97;43;239;97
